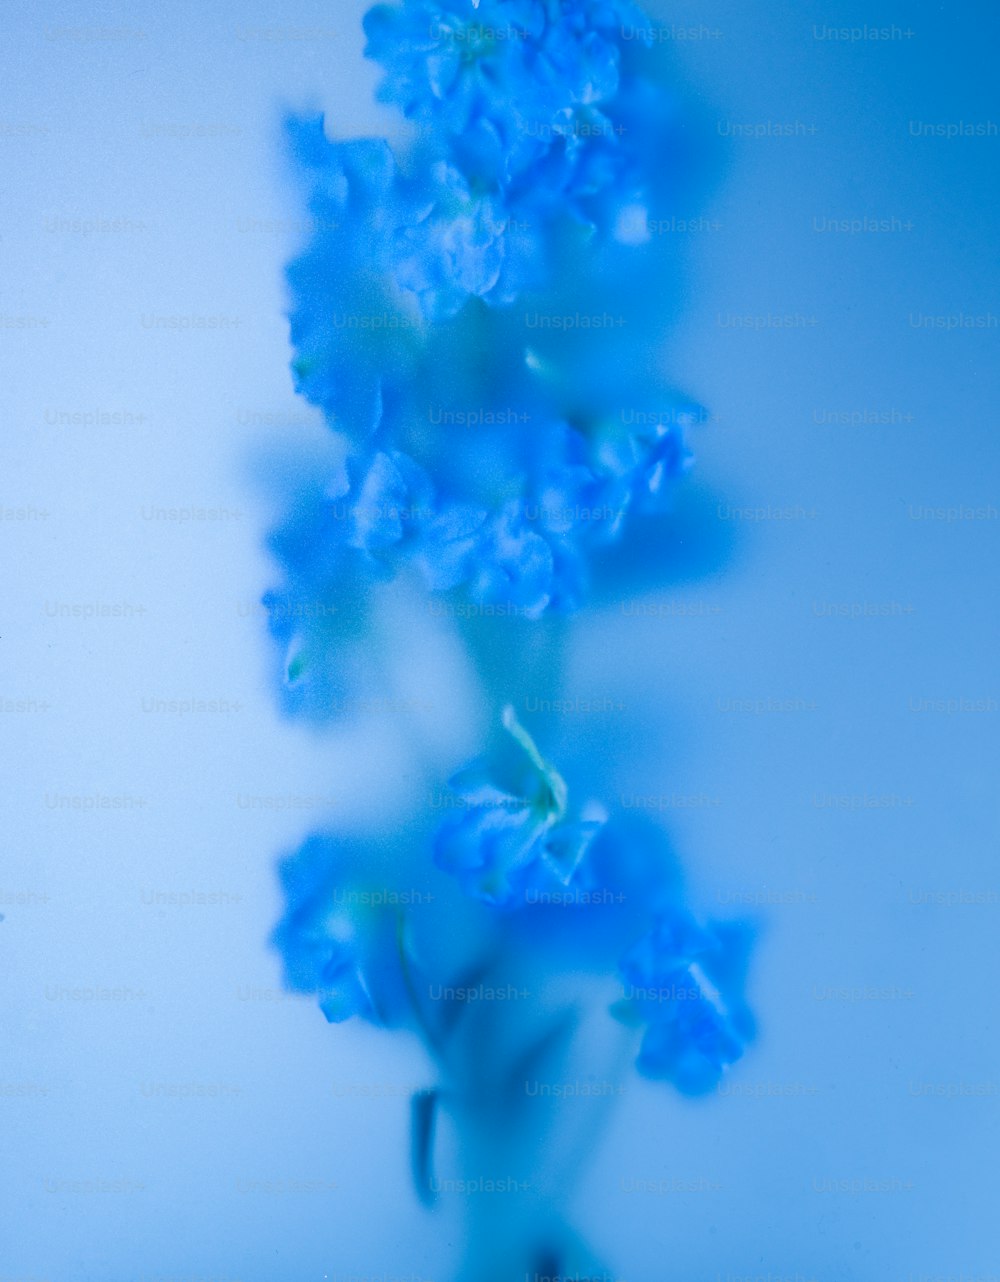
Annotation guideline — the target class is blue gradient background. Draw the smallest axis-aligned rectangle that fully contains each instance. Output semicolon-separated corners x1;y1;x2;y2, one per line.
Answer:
1;1;998;1279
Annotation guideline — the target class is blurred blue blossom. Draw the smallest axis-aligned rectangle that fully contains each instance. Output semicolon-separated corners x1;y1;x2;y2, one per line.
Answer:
264;388;695;681
272;834;412;1024
363;0;632;136
619;910;754;1094
285;120;424;440
362;0;658;265
434;705;604;904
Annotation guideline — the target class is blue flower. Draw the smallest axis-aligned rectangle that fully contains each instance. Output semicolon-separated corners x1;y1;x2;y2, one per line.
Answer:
260;458;387;720
361;0;666;312
261;400;693;700
464;500;559;617
272;835;411;1024
263;383;692;660
349;449;487;589
363;0;646;173
619;911;754;1094
285;117;425;439
435;706;604;904
395;160;512;319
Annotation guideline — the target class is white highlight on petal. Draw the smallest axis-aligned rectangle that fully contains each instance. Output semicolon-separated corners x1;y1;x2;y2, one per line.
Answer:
614;202;650;246
689;961;728;1019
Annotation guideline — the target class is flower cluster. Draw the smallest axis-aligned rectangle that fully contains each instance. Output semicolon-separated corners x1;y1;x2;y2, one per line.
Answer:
362;0;666;311
265;0;697;693
272;707;754;1092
